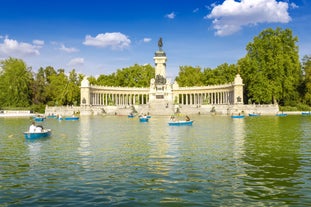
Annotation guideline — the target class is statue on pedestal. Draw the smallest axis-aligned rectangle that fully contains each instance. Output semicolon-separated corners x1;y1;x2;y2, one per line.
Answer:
155;74;166;85
158;37;163;51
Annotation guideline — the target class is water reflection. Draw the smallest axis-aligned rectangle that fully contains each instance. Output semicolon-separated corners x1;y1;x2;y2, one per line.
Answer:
242;117;302;205
1;116;311;206
147;118;175;177
78;116;92;168
26;140;43;167
232;118;246;159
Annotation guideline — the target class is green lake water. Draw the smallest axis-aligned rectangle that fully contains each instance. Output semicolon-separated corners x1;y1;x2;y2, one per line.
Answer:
1;115;311;206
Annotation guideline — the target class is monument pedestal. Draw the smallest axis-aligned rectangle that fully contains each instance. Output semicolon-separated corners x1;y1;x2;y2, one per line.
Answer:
148;38;174;111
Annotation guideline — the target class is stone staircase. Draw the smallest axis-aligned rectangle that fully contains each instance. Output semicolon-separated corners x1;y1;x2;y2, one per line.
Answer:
144;101;175;116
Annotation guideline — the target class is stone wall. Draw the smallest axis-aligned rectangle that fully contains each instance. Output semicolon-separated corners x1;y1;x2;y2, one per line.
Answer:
0;110;33;117
45;104;279;116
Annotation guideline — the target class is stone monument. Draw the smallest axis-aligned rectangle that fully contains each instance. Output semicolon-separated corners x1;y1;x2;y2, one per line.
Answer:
149;38;173;104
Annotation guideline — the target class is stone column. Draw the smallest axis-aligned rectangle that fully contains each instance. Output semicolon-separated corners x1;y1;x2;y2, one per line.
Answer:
233;74;244;104
153;45;167;78
80;77;90;106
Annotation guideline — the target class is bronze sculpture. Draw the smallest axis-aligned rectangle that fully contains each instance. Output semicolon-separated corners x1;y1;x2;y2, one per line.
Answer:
158;37;163;50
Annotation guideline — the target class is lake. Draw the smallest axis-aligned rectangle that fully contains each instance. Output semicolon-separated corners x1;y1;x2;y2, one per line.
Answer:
1;115;311;206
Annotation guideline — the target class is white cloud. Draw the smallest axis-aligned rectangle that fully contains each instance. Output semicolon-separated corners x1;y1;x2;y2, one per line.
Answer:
83;32;131;50
290;2;299;9
193;8;199;13
166;12;176;19
60;44;79;53
143;38;151;43
206;0;291;36
0;37;41;57
33;40;44;45
67;57;84;67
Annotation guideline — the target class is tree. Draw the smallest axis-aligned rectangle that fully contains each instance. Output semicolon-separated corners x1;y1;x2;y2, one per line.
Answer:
240;27;301;105
96;73;117;86
45;70;67;106
32;67;47;105
175;66;204;87
202;63;237;85
302;55;311;105
42;66;57;105
67;69;81;105
44;66;57;84
44;69;81;106
96;64;155;87
0;58;33;107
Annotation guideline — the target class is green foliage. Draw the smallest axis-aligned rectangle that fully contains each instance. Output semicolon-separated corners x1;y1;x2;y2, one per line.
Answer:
95;64;155;87
239;27;301;105
87;76;97;85
45;69;81;106
96;73;116;86
203;63;237;85
175;66;204;87
0;58;33;107
32;67;46;105
0;59;82;111
175;64;236;87
30;104;46;113
301;55;311;105
279;103;311;111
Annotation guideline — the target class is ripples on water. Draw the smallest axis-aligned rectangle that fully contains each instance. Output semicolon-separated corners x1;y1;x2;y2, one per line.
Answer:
1;115;311;206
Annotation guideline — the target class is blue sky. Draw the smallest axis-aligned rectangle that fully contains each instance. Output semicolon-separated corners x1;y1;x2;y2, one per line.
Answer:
0;0;310;79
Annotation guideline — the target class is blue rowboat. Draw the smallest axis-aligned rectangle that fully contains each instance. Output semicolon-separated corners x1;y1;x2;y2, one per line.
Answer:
302;112;311;116
128;114;135;118
33;117;45;122
24;129;51;139
64;116;79;121
276;113;287;117
139;117;149;122
168;120;193;126
249;113;260;117
231;115;245;118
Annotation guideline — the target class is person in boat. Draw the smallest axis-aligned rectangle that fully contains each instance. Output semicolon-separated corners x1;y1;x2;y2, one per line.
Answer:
170;115;176;122
29;122;36;132
185;115;190;121
36;125;43;132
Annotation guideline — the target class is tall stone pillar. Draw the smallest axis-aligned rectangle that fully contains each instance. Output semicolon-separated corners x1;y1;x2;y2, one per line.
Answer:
154;37;167;78
80;77;91;106
150;38;171;102
154;50;167;78
233;74;244;104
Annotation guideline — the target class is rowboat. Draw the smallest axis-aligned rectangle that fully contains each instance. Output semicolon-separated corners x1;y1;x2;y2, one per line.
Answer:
231;115;245;118
33;116;45;122
168;120;193;126
58;116;79;120
248;113;260;117
302;111;311;116
139;117;149;122
23;129;52;139
276;113;287;117
128;114;135;118
64;116;79;121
